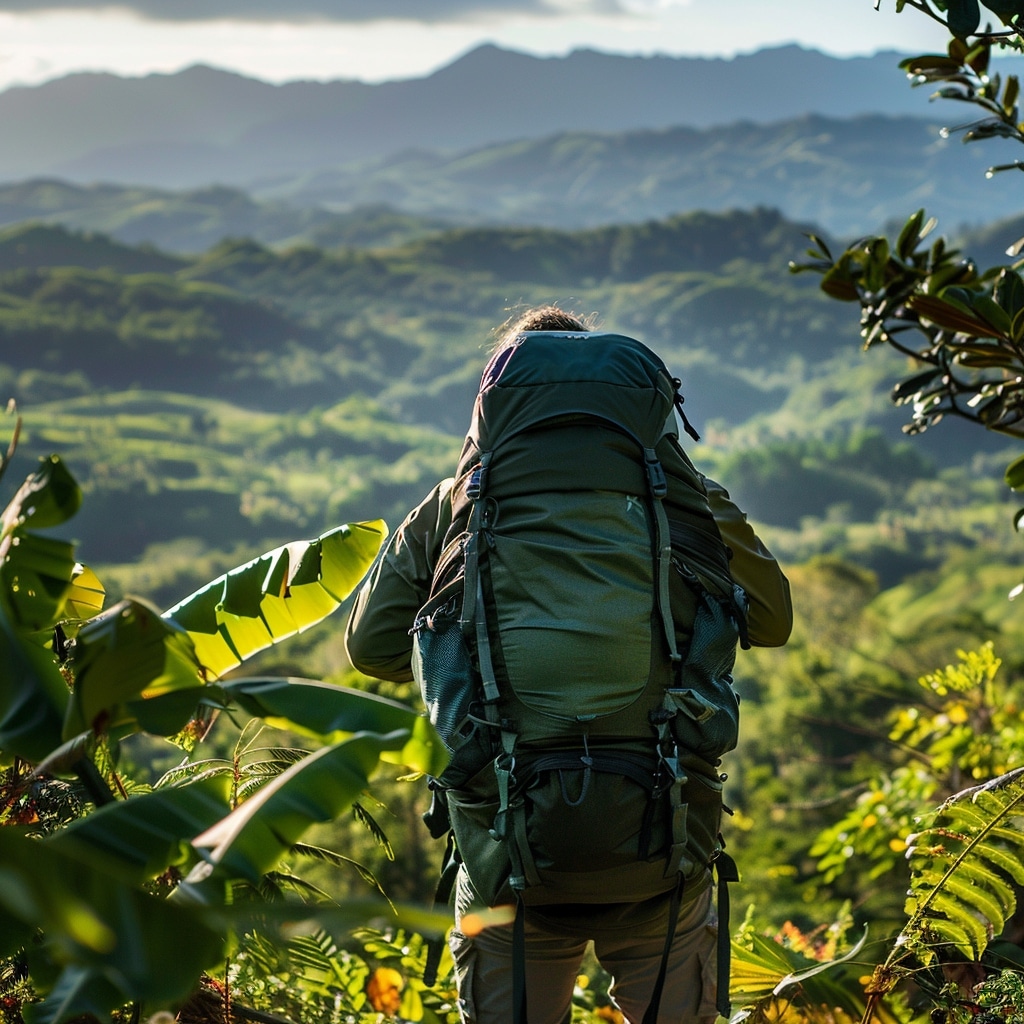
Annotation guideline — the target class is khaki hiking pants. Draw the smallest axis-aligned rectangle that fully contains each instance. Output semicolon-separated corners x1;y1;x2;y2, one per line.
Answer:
450;867;719;1024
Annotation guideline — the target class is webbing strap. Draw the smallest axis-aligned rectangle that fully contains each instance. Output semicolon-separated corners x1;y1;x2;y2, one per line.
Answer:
474;574;501;705
422;832;461;987
641;874;685;1024
509;787;541;889
512;894;528;1024
715;850;740;1019
665;784;689;879
645;447;681;669
653;720;689;879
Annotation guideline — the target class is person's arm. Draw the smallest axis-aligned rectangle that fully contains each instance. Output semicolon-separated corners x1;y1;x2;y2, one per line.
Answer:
344;478;454;682
703;475;793;648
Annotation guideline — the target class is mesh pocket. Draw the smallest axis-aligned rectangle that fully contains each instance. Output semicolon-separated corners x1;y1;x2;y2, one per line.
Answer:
412;605;476;752
412;598;494;789
669;580;745;761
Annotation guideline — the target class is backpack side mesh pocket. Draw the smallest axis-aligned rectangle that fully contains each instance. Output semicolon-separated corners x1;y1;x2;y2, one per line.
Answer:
412;586;494;790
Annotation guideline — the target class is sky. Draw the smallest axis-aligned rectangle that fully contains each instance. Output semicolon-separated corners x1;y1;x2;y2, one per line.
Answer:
0;0;955;92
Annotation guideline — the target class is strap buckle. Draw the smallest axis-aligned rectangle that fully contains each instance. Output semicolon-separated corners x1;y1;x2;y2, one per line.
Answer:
644;448;667;498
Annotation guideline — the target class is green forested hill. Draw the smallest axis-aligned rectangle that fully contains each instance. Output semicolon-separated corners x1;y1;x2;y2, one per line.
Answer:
1;209;1018;617
5;206;1024;941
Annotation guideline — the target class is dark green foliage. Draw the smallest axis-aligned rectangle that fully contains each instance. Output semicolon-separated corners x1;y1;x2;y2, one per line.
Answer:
0;223;183;274
716;430;932;528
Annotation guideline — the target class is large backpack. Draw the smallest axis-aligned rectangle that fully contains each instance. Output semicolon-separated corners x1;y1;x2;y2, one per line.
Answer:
414;331;748;1020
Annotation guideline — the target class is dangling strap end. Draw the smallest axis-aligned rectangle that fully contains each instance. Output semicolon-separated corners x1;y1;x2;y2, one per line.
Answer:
674;392;701;443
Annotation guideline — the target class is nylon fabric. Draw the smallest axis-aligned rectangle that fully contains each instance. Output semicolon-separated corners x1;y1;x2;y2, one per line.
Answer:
487;491;653;720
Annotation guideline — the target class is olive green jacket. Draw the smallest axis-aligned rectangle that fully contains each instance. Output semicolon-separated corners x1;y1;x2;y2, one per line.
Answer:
345;476;793;684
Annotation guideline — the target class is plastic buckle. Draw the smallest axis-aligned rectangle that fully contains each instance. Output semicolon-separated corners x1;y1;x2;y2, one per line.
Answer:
645;452;667;497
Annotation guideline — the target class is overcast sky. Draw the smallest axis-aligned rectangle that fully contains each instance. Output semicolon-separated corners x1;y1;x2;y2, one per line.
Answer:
0;0;954;92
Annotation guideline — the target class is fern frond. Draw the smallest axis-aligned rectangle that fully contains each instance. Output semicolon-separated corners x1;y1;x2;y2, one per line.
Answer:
899;766;1024;962
237;930;283;977
155;759;232;787
261;748;309;765
290;842;389;900
286;931;339;977
351;801;394;860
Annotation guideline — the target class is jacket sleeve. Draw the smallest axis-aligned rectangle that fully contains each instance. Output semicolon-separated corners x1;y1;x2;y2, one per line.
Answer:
703;475;793;648
344;478;454;683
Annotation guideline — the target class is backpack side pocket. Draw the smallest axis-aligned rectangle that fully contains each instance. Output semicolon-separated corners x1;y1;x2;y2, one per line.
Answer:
412;579;494;789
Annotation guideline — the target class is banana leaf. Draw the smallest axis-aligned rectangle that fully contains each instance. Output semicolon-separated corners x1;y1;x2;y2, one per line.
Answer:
63;598;205;741
0;601;70;764
220;676;446;777
62;564;105;625
180;731;414;902
48;775;233;884
165;520;387;679
0;827;224;1008
61;520;387;743
0;454;82;632
0;455;84;763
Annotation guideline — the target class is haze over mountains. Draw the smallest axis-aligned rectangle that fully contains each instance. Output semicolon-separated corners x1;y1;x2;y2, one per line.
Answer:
1;43;1022;249
0;45;944;185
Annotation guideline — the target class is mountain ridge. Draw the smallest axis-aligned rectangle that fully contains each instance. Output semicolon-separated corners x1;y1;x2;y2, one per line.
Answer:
1;109;1015;247
0;43;987;188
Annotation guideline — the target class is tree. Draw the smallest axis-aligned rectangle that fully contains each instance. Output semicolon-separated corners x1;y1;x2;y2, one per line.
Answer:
769;5;1024;1021
793;1;1024;588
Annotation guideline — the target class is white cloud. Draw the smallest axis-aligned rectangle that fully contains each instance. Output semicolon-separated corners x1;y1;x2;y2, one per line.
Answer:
0;0;955;94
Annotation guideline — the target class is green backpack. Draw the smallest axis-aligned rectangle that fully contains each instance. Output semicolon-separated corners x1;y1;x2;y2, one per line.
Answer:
414;331;747;1020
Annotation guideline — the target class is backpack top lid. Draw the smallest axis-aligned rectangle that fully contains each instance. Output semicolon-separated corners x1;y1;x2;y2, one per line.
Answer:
471;331;679;454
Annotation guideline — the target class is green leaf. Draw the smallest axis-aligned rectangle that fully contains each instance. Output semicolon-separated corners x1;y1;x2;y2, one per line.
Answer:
994;267;1024;316
0;455;81;533
180;732;412;901
908;294;1003;337
22;967;126;1024
899;55;965;74
0;826;224;1006
981;0;1024;19
164;520;387;679
946;0;981;40
923;907;986;960
896;210;926;260
0;457;83;633
1003;75;1020;118
63;598;204;740
221;677;446;776
889;767;1024;970
0;600;69;764
63;564;105;624
971;295;1013;336
49;776;233;884
820;260;860;302
1004;453;1024;490
1;533;76;633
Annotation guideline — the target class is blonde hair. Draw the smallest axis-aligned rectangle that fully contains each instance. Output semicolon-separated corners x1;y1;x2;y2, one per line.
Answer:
493;304;598;351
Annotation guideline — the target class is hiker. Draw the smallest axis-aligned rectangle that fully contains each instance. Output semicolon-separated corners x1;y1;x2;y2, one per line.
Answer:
345;306;792;1024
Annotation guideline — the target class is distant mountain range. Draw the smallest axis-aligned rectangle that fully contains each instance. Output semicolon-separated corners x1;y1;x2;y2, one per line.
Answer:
0;43;997;189
1;110;1021;249
2;44;1023;248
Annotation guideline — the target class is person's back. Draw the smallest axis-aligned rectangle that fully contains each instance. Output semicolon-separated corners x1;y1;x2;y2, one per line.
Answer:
345;306;792;1024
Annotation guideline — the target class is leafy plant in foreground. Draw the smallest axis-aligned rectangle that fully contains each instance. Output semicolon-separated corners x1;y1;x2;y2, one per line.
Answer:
0;405;453;1024
861;767;1024;1023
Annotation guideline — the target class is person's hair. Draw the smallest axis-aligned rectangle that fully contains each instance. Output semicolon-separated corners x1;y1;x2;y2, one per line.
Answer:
492;304;597;351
